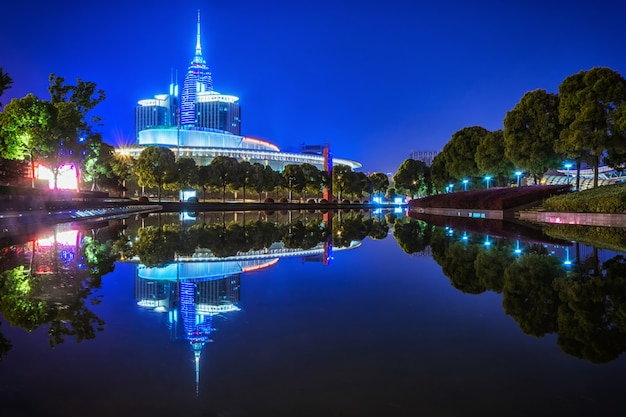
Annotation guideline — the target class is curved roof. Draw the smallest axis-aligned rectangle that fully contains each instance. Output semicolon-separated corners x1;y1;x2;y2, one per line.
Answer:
127;128;362;170
138;127;280;152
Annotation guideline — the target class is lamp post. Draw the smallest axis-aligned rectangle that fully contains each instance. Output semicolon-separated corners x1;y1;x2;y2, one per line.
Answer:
515;170;522;187
564;163;573;185
462;179;469;191
448;183;454;193
484;175;492;189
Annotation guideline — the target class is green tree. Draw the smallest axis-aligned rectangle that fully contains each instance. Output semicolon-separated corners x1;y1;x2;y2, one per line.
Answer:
354;171;372;199
443;126;487;183
197;164;217;201
430;153;453;193
83;138;116;191
553;257;626;363
557;68;626;188
300;163;323;200
237;160;254;202
249;162;267;202
332;164;353;201
210;156;240;202
46;74;105;188
282;164;305;201
504;89;562;184
134;146;177;201
369;172;389;200
394;158;430;198
475;129;514;187
474;244;514;293
502;253;564;337
261;164;281;200
110;152;134;197
165;157;197;196
0;93;56;187
393;217;432;254
133;225;179;267
0;68;12;106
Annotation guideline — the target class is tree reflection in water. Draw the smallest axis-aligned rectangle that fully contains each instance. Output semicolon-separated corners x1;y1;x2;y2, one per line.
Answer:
393;217;626;364
0;221;126;356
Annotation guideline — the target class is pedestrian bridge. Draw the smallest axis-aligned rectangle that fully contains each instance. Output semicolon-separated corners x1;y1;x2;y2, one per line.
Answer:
540;166;626;190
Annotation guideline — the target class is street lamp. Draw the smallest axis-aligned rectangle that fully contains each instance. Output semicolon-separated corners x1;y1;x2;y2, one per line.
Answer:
484;175;492;189
448;183;454;193
462;179;469;191
515;170;523;187
564;162;573;185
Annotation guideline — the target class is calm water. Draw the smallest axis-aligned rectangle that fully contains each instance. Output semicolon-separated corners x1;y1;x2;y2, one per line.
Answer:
1;210;626;417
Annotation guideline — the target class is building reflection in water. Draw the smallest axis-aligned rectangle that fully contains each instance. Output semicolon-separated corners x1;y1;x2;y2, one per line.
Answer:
128;210;372;395
134;259;277;396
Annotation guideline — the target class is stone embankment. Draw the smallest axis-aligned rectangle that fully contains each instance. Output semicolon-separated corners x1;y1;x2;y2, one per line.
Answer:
519;211;626;227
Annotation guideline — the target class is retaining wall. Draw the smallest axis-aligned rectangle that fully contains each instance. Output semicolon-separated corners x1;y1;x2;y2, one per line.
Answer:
525;211;626;227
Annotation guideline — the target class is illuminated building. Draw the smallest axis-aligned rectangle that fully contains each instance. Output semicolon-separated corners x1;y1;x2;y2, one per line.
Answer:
195;91;241;135
180;10;213;127
135;93;178;139
124;10;361;172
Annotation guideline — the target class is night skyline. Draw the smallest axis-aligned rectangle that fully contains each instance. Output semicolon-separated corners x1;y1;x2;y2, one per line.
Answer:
2;0;626;173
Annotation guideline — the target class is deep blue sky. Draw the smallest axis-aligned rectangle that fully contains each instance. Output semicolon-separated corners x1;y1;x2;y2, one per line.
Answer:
2;0;626;173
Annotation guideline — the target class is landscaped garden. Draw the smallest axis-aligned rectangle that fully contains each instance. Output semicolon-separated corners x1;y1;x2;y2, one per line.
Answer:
543;182;626;213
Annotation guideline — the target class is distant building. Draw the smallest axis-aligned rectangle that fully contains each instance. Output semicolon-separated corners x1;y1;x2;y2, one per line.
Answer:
195;91;241;135
409;150;439;166
135;93;178;139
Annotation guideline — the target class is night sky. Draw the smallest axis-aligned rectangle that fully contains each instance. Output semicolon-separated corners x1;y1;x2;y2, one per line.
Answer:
2;0;626;173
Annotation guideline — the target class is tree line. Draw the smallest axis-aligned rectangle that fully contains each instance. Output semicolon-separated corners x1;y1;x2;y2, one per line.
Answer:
394;67;626;195
131;146;393;202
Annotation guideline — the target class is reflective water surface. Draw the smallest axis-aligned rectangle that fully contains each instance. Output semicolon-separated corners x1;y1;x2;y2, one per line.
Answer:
1;210;626;416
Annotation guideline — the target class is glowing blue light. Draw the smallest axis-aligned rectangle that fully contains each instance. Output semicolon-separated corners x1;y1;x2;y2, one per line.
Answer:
372;196;382;204
461;232;468;241
563;247;572;266
394;197;404;205
462;179;469;191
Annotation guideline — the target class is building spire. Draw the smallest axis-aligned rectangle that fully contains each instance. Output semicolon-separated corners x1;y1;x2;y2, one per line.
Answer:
195;9;203;58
